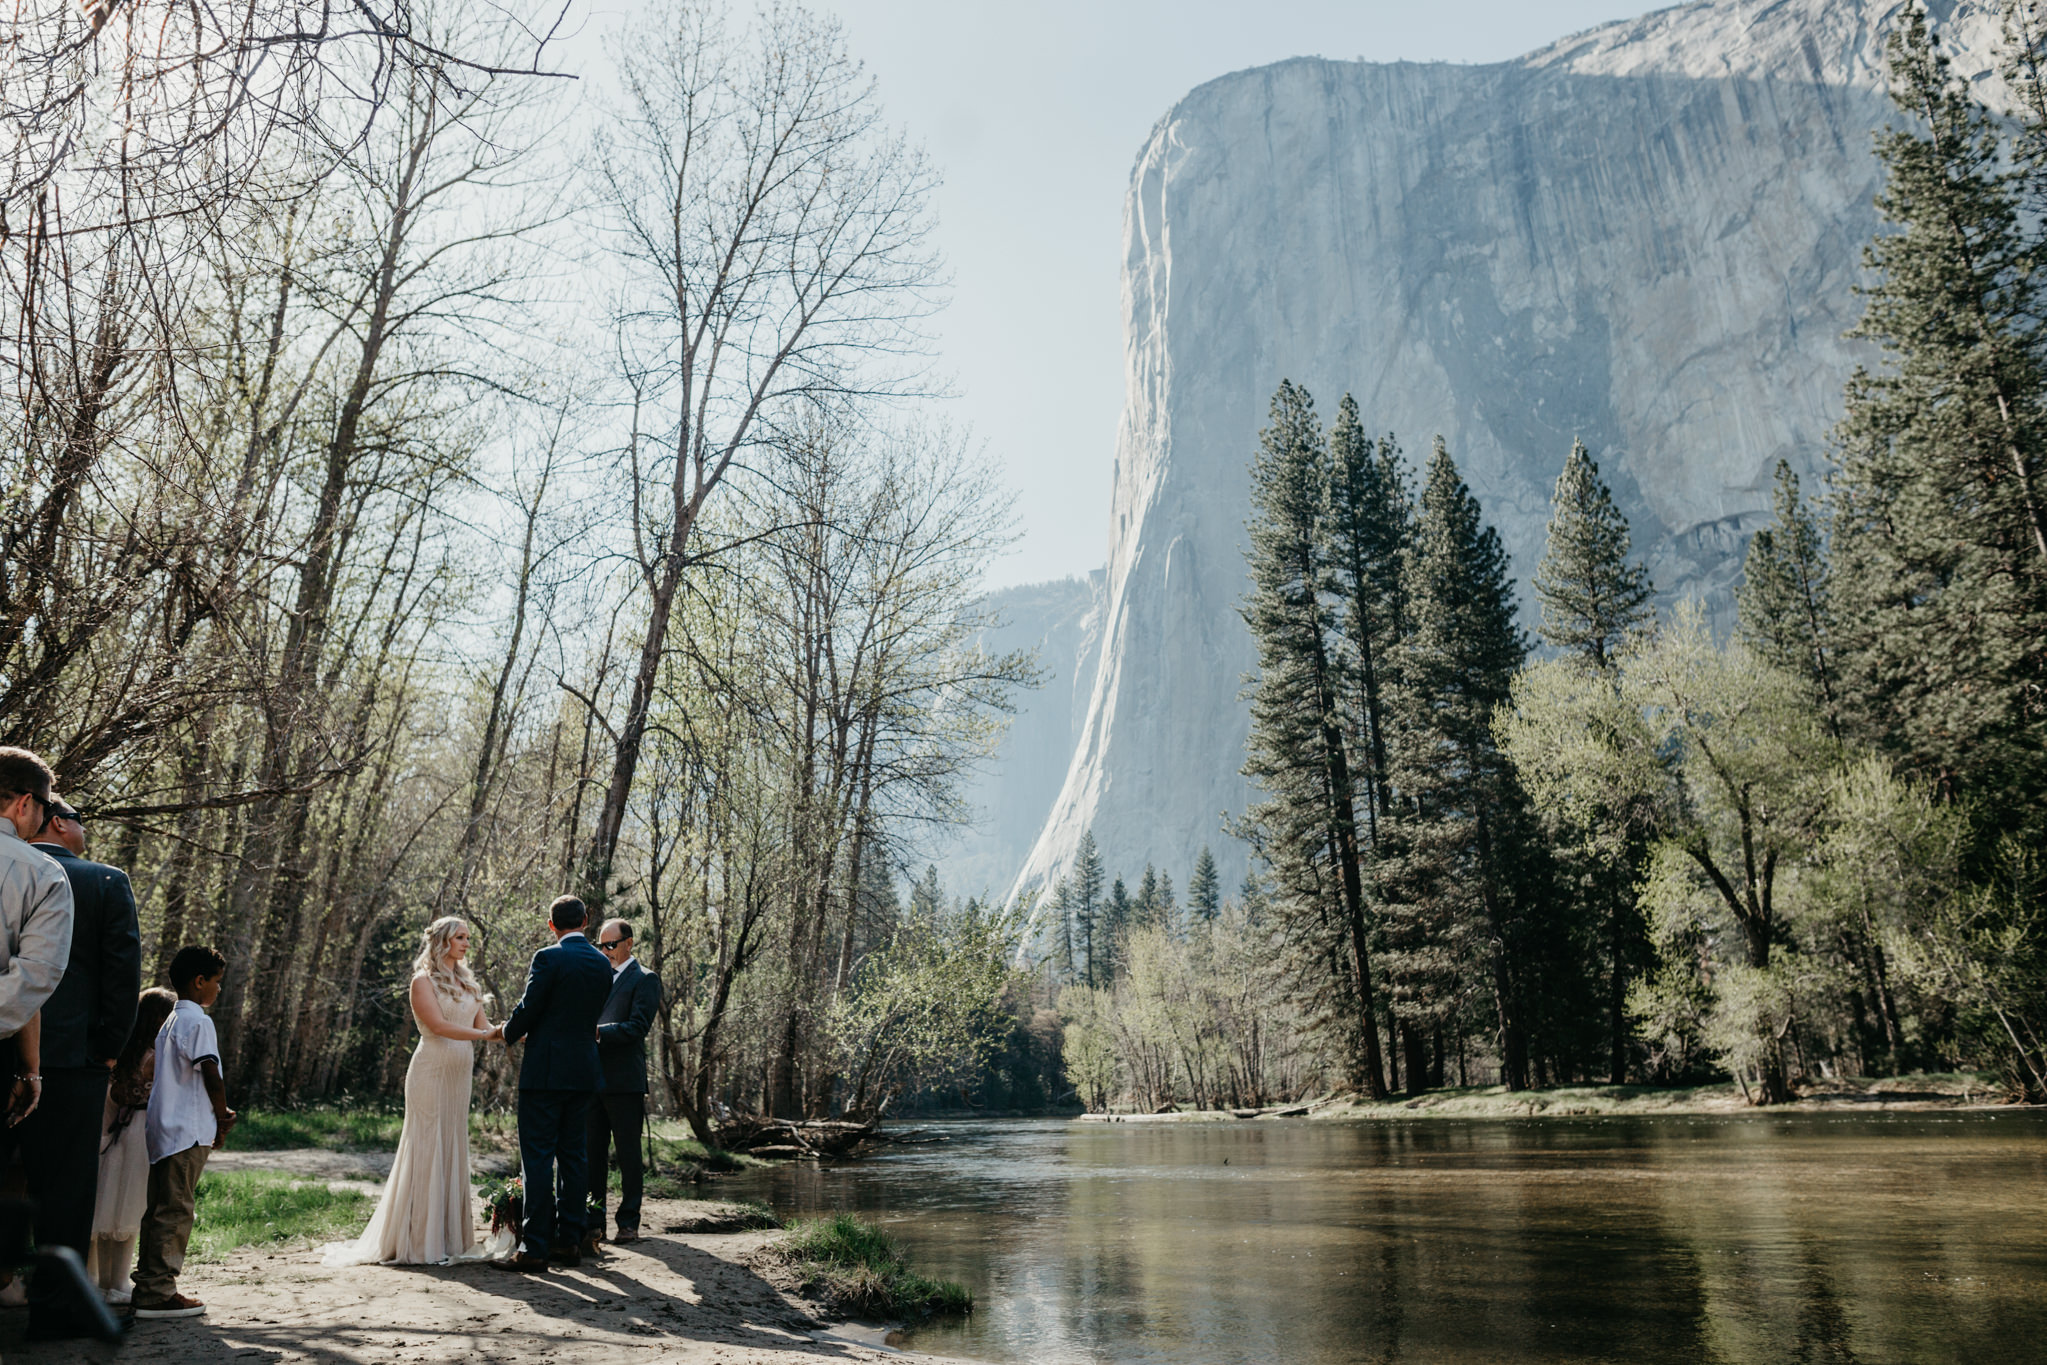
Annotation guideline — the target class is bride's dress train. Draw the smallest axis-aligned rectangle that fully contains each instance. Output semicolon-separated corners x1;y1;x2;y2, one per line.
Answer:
322;980;494;1266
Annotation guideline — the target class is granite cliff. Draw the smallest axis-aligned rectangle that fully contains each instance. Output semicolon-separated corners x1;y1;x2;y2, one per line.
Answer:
945;1;2009;911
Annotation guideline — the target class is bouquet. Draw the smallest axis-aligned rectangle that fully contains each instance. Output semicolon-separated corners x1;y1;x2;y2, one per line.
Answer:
478;1174;523;1233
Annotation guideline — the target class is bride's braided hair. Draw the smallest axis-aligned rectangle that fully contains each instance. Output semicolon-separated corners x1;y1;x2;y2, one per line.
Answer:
413;915;482;1002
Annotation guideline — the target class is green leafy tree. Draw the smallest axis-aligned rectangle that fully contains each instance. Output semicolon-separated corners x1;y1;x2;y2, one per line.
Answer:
1737;459;1839;732
1187;847;1221;924
1237;380;1388;1098
1625;604;1838;1104
1832;8;2047;814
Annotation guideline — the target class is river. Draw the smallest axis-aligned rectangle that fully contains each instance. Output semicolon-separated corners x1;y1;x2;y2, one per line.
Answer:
725;1110;2046;1364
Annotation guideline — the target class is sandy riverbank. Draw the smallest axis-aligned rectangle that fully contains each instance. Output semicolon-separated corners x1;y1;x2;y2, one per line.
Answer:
1079;1072;2023;1123
0;1198;950;1365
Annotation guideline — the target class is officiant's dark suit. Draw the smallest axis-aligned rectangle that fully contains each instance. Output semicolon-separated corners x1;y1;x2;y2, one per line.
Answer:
586;919;661;1243
501;896;613;1265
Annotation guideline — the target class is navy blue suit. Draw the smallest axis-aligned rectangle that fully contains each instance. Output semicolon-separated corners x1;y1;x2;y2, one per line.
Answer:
501;931;612;1254
586;959;662;1233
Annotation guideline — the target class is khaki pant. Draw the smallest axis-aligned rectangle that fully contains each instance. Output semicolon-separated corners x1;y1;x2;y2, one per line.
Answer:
133;1144;210;1303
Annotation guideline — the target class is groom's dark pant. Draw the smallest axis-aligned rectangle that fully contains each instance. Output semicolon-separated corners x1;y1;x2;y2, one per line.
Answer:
517;1087;594;1254
586;1091;646;1234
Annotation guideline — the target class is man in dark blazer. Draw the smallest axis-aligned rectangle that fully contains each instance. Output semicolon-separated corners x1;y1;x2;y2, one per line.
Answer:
495;894;613;1271
586;918;661;1250
25;797;140;1338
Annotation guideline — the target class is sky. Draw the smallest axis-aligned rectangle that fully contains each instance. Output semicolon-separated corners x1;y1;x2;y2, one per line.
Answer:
574;1;1665;587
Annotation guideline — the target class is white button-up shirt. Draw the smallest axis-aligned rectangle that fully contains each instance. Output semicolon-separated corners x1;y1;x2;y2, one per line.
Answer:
0;815;73;1039
147;999;222;1162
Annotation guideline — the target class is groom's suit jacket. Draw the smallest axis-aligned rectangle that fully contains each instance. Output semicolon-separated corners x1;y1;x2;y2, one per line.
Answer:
502;932;613;1091
596;960;662;1095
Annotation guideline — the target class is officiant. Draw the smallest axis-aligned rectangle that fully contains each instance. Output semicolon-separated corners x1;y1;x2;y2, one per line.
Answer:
586;920;660;1251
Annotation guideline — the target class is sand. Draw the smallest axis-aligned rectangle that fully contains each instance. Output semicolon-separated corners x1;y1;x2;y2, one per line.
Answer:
0;1199;947;1365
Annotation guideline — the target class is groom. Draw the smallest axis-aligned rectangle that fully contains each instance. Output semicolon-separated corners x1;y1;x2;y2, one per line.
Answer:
495;894;613;1271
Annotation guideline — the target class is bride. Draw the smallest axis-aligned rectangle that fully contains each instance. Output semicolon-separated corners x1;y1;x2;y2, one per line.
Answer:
323;916;498;1266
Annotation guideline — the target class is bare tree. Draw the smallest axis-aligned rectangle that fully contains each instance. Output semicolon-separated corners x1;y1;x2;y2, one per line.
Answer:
579;0;941;904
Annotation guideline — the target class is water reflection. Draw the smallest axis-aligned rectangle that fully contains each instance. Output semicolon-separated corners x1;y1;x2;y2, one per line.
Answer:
723;1112;2047;1364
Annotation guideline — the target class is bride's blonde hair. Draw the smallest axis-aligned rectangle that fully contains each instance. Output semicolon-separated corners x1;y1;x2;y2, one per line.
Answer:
413;916;481;1000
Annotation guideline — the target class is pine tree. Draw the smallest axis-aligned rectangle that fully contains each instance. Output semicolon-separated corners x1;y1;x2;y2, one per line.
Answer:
1525;438;1658;1084
1738;459;1839;731
1533;439;1652;669
1381;437;1535;1090
1237;380;1389;1098
1072;831;1106;988
1136;865;1161;928
1154;870;1176;929
910;865;944;918
1327;396;1412;839
1187;846;1221;924
1832;8;2047;815
1048;875;1076;979
1104;876;1132;979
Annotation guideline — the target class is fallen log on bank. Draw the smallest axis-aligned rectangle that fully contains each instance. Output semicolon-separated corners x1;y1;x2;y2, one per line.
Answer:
715;1116;879;1158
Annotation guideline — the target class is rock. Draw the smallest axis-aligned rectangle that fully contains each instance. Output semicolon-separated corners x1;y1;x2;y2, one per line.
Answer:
999;0;2007;908
936;572;1102;899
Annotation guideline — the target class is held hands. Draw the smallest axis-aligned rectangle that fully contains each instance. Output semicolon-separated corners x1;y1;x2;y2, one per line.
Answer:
6;1075;40;1127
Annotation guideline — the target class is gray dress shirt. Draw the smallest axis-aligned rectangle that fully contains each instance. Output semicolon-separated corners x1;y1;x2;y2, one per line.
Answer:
0;816;74;1039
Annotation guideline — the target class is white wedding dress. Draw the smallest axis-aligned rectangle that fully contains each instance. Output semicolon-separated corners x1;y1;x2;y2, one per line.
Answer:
322;975;497;1266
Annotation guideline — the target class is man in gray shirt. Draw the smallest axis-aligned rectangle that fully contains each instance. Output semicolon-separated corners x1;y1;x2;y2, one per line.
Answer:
0;748;74;1045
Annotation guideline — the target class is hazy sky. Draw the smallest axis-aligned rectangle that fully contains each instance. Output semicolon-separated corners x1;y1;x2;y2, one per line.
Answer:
579;2;1664;586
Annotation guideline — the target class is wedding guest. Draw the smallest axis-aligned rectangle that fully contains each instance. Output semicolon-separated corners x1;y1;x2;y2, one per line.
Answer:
0;746;75;1081
22;797;140;1339
86;989;177;1302
0;1013;41;1309
586;919;661;1252
132;947;236;1321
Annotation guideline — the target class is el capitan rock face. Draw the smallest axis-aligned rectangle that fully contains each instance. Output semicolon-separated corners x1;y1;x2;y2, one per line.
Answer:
992;0;2003;907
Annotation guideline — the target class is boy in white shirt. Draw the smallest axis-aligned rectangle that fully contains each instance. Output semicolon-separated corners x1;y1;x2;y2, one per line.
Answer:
132;946;237;1320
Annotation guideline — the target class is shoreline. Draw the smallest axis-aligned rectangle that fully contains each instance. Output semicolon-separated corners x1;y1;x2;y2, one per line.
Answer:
0;1199;957;1365
1076;1074;2032;1124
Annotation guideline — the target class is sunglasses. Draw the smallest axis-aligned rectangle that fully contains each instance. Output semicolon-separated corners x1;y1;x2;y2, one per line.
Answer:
598;938;628;950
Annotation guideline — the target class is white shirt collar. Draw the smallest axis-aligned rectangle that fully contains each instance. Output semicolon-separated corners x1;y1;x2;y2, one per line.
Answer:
613;954;637;979
559;930;585;941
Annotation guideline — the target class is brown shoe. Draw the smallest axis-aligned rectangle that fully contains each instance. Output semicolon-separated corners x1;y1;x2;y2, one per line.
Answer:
579;1231;603;1257
132;1293;207;1319
612;1226;641;1244
490;1252;551;1273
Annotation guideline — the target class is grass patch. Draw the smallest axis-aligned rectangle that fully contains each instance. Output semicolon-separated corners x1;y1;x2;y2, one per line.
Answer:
189;1171;371;1262
233;1103;519;1152
771;1213;970;1319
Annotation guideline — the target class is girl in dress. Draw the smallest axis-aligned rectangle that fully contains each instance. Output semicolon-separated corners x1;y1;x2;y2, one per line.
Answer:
86;987;178;1302
322;917;498;1266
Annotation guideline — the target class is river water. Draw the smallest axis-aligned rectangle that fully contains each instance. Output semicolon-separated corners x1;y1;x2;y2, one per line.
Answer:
725;1111;2046;1365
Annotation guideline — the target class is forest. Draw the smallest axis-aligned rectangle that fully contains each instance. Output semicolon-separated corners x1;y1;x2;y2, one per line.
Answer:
1041;8;2047;1109
7;0;2043;1137
2;0;1035;1138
